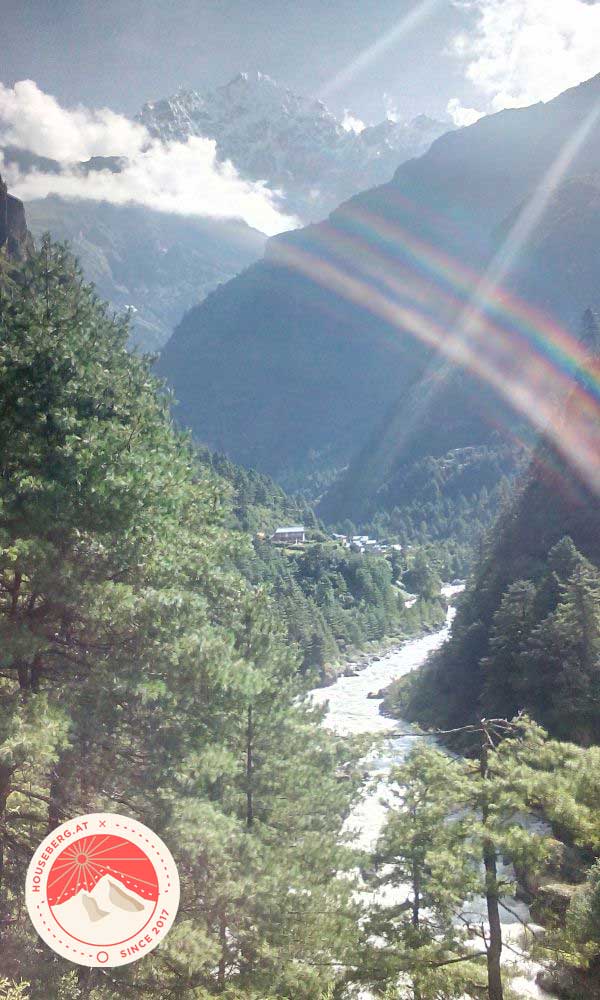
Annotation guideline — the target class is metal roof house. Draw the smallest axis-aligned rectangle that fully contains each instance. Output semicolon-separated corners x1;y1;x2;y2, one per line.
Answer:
270;525;306;545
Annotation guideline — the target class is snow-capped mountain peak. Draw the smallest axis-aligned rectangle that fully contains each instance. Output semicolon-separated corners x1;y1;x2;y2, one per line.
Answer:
138;73;452;220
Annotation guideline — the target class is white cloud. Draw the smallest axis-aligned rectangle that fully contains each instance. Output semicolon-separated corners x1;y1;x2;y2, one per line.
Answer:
341;111;365;134
0;80;147;162
0;80;297;236
449;0;600;115
446;97;485;127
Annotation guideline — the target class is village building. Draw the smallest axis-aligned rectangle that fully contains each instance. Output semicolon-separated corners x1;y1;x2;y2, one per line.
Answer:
270;525;306;545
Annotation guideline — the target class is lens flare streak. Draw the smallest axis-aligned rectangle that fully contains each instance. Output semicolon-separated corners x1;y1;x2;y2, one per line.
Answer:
270;218;600;494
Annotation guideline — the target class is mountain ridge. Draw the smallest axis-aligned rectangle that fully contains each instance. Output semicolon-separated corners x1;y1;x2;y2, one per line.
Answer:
25;196;266;351
4;71;451;350
138;70;452;221
394;316;600;742
158;71;600;502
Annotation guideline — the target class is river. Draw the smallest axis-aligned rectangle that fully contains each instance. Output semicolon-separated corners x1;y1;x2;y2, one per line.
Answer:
310;586;554;999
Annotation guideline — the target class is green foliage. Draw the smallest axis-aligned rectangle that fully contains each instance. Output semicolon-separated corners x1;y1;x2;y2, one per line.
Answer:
484;732;600;982
198;448;316;537
564;861;600;965
0;239;362;998
245;541;446;680
402;531;600;743
194;453;447;678
401;550;442;601
365;720;567;999
322;428;521;556
362;745;485;999
321;444;521;588
399;406;600;742
0;981;30;1000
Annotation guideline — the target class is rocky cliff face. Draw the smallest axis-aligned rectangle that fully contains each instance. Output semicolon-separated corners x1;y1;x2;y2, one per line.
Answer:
0;174;32;259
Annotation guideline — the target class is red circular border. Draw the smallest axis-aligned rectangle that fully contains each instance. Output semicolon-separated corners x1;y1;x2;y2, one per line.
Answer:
26;813;179;968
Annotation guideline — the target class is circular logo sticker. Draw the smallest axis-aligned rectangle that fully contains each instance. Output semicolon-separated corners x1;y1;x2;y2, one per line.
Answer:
26;813;179;967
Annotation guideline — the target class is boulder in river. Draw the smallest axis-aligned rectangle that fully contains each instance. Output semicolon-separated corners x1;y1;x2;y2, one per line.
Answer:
530;881;579;922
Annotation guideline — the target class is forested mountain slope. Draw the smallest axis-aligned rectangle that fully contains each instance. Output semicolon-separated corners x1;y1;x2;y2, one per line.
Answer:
393;311;600;744
319;171;600;526
198;449;446;679
25;195;266;351
317;369;524;528
159;73;600;497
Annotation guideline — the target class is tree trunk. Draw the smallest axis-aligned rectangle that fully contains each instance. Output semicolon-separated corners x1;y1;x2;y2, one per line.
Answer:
480;734;504;1000
411;857;421;928
48;751;73;832
410;805;423;1000
217;916;227;991
0;763;13;897
484;842;504;1000
30;653;42;692
246;705;254;829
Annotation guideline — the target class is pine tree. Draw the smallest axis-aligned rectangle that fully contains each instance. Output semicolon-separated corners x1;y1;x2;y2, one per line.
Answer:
481;579;537;718
364;745;485;999
0;240;363;998
522;555;600;742
369;719;559;1000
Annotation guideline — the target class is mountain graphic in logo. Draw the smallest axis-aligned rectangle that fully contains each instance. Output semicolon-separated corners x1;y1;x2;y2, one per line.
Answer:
47;834;158;945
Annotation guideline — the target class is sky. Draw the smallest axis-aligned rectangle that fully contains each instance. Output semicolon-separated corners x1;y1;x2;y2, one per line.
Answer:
4;0;471;123
2;0;600;233
4;0;599;124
